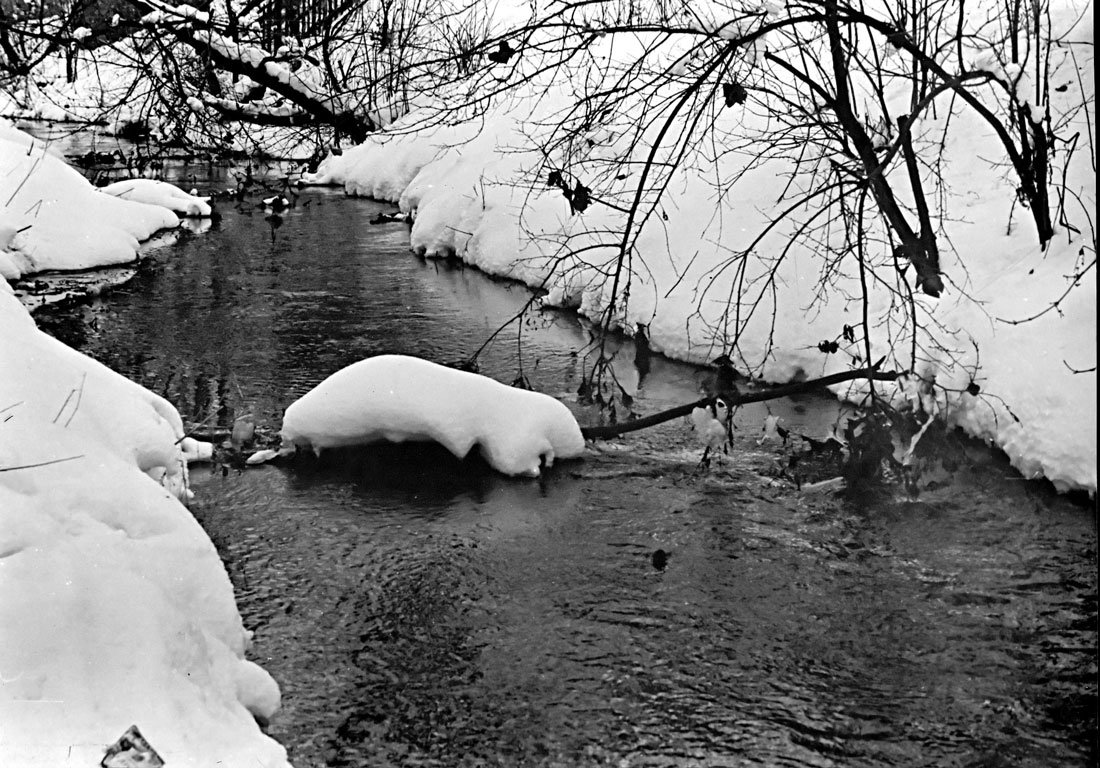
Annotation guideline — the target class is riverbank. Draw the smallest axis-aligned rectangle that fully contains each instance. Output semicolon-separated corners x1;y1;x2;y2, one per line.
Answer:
1;123;290;767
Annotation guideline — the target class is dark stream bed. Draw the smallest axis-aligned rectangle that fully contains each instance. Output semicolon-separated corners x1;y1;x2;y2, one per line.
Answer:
22;126;1098;767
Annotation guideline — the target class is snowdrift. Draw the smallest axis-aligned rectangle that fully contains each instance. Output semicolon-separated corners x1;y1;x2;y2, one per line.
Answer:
0;123;186;279
1;212;288;764
302;7;1096;494
281;354;586;477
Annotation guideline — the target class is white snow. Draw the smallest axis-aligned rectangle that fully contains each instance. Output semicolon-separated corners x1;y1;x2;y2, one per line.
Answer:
99;178;213;217
690;403;730;453
1;127;289;764
0;123;181;278
281;354;586;477
302;2;1096;493
0;291;288;767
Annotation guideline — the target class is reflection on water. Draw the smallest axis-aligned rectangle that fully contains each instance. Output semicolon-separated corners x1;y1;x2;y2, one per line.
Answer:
187;448;1096;768
28;125;1097;768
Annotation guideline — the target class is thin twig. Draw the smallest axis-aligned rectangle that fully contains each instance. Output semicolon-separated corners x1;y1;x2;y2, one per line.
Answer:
0;455;85;473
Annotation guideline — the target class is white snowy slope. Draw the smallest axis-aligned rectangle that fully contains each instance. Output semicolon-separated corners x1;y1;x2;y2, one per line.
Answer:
0;123;182;279
303;3;1096;494
1;257;287;763
281;354;586;477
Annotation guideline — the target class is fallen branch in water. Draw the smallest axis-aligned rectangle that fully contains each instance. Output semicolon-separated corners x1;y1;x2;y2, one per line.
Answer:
580;364;903;440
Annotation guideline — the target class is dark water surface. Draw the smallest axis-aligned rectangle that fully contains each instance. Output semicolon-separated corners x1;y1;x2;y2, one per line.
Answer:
27;126;1097;767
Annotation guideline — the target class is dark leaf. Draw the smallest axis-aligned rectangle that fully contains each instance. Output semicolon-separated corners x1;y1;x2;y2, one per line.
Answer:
570;181;591;213
817;340;839;354
722;82;748;107
966;381;981;396
547;169;564;189
842;324;856;343
487;41;516;64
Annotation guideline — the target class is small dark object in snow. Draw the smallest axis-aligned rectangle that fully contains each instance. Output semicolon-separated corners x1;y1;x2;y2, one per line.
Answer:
487;41;516;64
966;381;981;396
722;82;748;107
101;724;164;768
651;549;669;570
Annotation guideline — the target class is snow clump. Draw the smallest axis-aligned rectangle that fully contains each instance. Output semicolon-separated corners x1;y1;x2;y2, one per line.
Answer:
281;354;586;477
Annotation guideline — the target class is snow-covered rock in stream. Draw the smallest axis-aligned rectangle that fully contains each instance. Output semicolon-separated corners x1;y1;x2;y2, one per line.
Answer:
1;277;287;766
281;354;586;477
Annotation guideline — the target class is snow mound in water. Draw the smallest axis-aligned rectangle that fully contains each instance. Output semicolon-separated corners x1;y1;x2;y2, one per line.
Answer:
281;354;585;476
99;178;213;217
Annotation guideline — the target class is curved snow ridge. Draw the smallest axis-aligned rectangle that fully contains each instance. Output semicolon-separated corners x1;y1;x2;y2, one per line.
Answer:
1;123;181;279
281;354;586;477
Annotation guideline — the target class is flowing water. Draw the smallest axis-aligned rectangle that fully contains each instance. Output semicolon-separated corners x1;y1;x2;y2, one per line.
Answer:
23;125;1097;767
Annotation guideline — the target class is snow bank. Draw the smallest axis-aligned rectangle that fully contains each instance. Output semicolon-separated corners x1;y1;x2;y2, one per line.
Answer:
0;123;180;279
100;178;213;217
306;7;1096;494
281;354;586;477
0;291;288;766
0;289;192;498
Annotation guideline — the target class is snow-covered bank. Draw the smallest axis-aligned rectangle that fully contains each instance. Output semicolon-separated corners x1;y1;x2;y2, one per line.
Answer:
0;286;289;767
302;8;1095;494
0;123;207;279
2;121;290;764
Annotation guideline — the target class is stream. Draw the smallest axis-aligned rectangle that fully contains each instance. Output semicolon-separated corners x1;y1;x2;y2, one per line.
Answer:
21;124;1098;767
